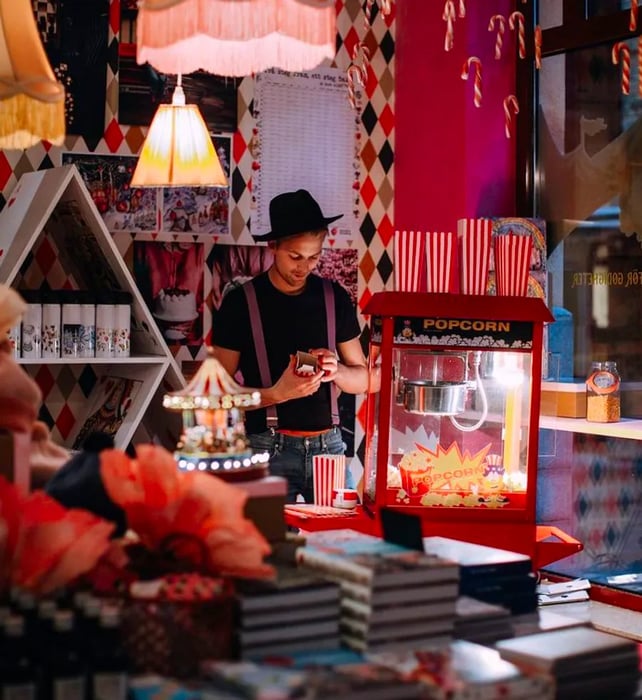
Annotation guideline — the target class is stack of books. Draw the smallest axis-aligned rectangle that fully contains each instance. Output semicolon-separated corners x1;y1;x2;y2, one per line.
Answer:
296;529;460;652
495;625;641;699
423;537;538;615
454;595;514;645
233;565;341;659
368;639;555;699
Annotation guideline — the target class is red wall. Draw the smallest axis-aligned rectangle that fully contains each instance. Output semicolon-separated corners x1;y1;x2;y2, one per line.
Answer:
395;0;517;232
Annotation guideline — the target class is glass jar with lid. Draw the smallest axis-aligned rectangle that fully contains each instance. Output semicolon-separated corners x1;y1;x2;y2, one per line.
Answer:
586;360;620;423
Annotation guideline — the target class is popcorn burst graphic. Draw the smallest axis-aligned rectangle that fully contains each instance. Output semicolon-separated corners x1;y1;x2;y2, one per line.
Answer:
418;441;491;491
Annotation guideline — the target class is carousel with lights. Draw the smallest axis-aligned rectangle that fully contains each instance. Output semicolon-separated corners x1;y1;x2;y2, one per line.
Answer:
163;348;270;479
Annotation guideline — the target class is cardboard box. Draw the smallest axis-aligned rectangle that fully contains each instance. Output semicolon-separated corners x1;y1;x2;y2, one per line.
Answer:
540;381;586;418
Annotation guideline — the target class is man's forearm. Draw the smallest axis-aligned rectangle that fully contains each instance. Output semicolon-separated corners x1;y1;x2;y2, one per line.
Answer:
334;363;369;394
244;385;283;411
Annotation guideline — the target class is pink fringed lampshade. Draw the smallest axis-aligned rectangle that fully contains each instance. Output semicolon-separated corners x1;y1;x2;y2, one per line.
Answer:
0;0;65;149
136;0;337;77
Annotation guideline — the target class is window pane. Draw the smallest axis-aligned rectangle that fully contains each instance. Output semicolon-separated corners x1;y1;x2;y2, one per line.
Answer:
539;0;564;29
586;0;630;17
536;38;642;592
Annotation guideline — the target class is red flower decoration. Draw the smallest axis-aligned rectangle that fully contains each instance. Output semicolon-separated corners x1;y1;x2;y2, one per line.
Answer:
100;445;274;580
0;477;114;595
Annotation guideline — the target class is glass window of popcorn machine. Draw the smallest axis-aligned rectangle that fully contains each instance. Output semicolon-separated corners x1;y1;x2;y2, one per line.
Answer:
364;293;553;522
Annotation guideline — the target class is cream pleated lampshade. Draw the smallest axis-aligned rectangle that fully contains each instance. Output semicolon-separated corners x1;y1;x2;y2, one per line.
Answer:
0;0;65;149
136;0;336;77
130;80;228;187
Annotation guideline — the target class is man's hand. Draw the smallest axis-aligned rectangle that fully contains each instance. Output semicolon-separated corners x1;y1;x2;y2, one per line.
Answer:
273;355;325;401
308;348;339;383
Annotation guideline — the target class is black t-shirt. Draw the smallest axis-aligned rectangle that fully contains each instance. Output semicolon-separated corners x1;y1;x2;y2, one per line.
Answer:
213;272;361;433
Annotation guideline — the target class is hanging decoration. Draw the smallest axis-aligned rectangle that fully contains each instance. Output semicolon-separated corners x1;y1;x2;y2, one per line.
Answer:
630;0;638;32
461;57;483;108
488;15;507;60
135;0;337;77
130;75;228;187
503;94;519;139
639;37;642;97
347;43;370;110
458;1;466;19
611;41;631;95
534;25;542;70
509;11;526;60
443;0;457;51
347;0;393;109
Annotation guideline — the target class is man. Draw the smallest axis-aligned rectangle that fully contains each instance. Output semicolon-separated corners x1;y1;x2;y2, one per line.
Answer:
212;189;368;503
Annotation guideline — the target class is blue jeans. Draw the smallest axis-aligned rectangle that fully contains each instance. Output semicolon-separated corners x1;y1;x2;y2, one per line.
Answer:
249;426;352;503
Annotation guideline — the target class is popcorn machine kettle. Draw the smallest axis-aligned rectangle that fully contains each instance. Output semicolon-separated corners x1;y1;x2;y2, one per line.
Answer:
362;291;582;567
395;350;489;431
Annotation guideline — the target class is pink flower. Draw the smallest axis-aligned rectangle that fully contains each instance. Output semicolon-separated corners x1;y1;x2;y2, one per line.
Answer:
100;445;274;580
0;480;114;595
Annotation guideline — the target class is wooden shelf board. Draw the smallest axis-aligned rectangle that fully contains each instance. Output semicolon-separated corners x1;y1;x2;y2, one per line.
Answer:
539;415;642;440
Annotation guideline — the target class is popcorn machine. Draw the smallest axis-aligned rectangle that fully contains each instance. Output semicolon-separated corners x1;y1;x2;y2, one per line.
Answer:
363;291;582;567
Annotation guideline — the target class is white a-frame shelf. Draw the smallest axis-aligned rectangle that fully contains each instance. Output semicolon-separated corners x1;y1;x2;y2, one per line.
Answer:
0;164;185;451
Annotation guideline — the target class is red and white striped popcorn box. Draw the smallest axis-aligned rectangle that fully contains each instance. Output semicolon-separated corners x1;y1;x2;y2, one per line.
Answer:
457;218;492;294
393;230;425;292
494;232;533;296
312;454;346;506
425;230;458;293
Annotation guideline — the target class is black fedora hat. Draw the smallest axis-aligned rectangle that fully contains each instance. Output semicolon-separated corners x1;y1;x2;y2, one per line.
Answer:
253;189;343;242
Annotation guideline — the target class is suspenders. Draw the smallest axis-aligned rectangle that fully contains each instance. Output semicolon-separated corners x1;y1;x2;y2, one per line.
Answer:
243;278;340;429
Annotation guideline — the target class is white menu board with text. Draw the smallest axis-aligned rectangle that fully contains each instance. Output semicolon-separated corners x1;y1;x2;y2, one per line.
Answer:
252;66;359;241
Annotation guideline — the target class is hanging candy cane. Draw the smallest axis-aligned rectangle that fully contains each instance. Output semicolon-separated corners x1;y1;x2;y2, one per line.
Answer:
461;56;482;107
443;0;456;51
534;25;542;70
509;12;526;59
364;0;375;30
612;41;631;95
488;15;506;60
639;36;642;97
347;65;364;109
351;41;371;84
458;0;466;18
504;95;519;139
630;0;638;32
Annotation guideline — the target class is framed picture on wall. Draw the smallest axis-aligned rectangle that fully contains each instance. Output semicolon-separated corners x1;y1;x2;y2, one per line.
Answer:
133;241;205;349
39;0;110;148
118;3;239;132
62;153;160;232
161;134;233;236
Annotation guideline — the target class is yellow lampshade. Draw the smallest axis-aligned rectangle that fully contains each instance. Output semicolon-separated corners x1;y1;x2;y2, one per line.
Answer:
130;82;228;187
136;0;336;77
0;0;65;149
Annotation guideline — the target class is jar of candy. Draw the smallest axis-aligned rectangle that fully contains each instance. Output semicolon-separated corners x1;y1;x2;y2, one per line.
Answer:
586;361;620;423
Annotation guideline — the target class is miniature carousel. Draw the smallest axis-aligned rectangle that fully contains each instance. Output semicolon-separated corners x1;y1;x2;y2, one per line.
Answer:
163;348;270;480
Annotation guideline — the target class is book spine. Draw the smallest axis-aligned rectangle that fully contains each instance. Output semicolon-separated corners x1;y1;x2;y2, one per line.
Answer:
296;548;374;586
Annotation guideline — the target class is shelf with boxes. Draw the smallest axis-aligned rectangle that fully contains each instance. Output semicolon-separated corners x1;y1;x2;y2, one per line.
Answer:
539;380;642;441
0;165;185;451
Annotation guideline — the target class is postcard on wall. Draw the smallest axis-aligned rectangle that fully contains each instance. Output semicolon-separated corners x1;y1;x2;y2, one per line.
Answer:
62;152;160;232
161;134;233;236
133;241;205;349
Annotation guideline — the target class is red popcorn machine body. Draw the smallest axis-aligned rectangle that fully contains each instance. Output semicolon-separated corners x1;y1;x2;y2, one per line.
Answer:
363;291;582;569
